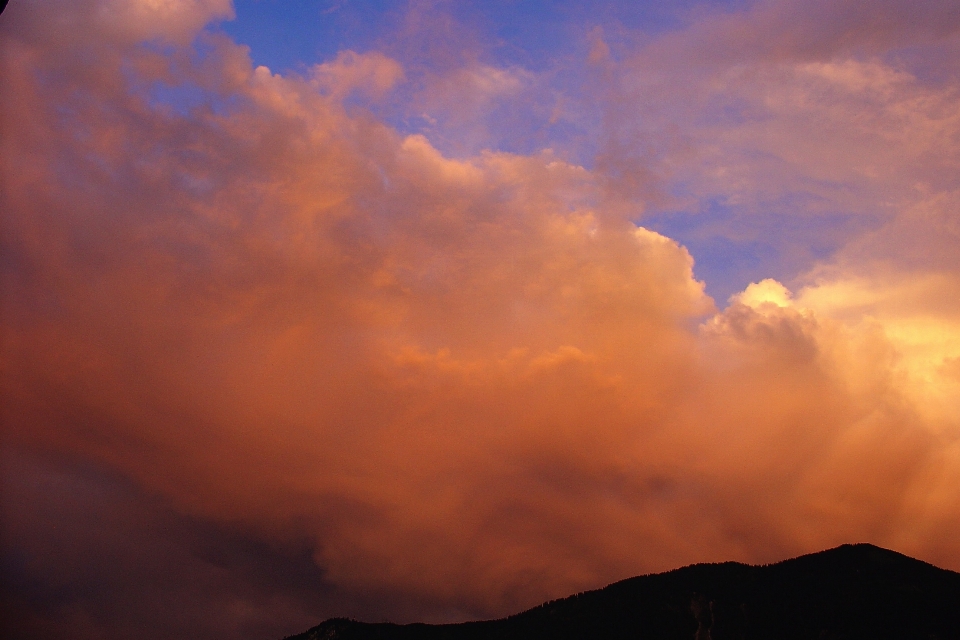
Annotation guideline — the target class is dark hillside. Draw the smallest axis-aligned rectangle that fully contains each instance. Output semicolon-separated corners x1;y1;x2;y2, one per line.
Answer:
283;544;960;640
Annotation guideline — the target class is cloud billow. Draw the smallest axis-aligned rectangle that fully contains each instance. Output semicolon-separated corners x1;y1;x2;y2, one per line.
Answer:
2;0;959;636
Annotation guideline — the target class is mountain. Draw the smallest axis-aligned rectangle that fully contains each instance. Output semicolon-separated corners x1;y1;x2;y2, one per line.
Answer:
284;544;960;640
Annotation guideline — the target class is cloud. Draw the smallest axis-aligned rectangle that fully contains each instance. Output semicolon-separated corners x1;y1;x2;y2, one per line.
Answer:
670;0;960;64
0;452;341;640
618;41;960;220
586;0;960;302
6;0;232;47
312;50;404;99
2;0;960;635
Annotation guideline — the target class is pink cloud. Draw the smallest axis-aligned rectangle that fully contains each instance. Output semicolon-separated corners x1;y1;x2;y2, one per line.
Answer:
2;0;960;630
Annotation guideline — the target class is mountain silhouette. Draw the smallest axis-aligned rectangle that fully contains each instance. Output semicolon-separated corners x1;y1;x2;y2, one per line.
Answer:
283;544;960;639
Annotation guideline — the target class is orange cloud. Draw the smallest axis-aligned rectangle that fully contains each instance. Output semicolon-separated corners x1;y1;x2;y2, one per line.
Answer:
2;0;960;628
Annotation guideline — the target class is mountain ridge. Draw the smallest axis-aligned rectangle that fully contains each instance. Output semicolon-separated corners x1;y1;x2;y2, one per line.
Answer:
284;544;960;639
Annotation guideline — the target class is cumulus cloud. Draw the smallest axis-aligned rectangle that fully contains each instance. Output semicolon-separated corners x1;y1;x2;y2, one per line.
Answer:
2;0;960;635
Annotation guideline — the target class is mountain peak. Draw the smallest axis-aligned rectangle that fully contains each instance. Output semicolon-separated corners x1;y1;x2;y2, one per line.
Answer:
286;545;960;639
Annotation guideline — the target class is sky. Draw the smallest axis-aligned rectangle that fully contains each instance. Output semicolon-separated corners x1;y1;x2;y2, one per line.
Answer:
1;0;960;638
